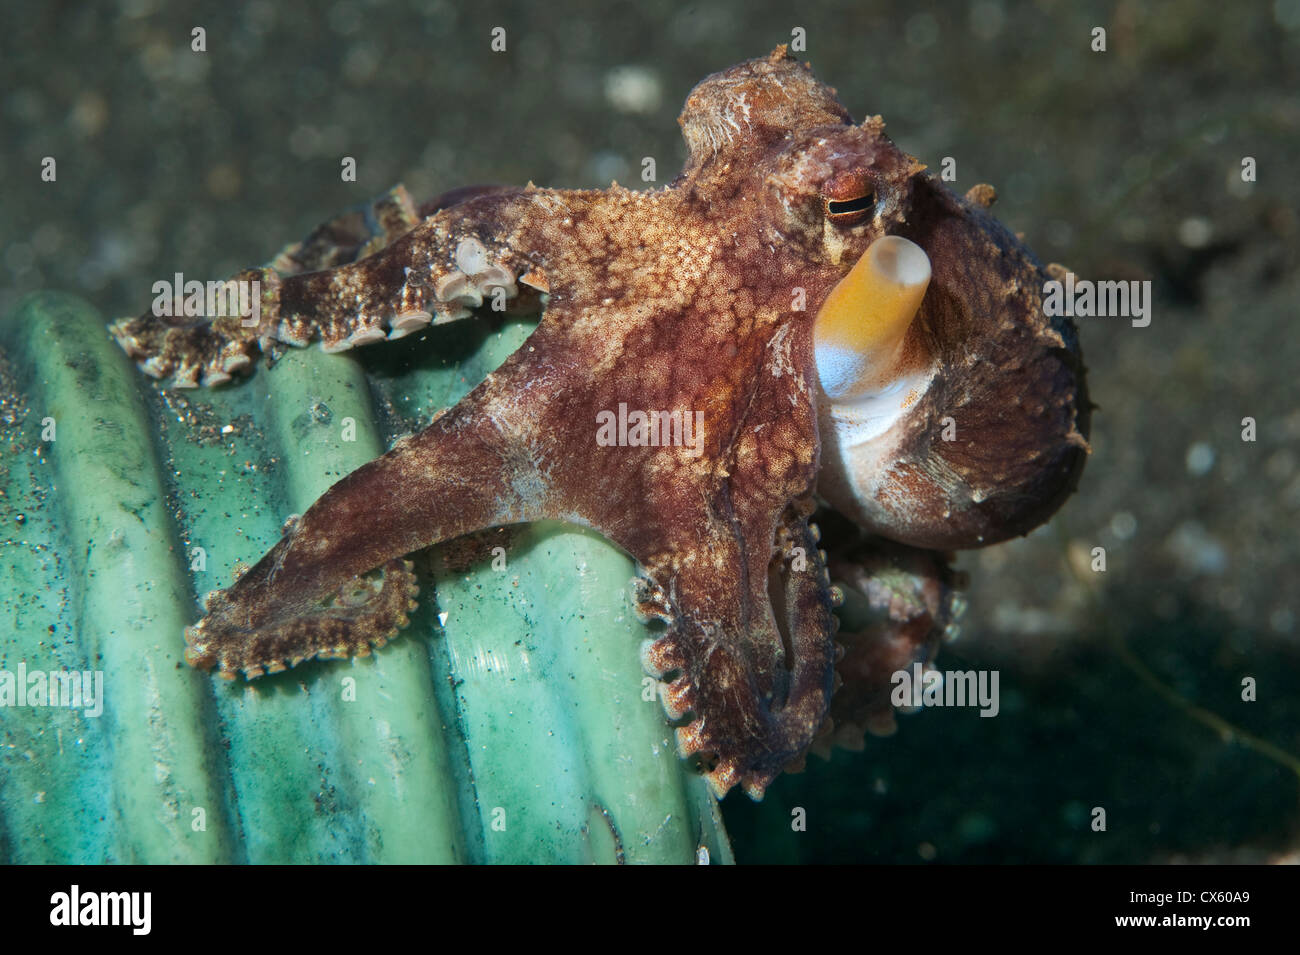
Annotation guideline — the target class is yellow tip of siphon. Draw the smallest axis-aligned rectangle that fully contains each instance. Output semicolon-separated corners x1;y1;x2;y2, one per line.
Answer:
814;235;930;400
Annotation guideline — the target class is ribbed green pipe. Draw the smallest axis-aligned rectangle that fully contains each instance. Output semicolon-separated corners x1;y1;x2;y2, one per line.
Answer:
0;294;732;864
0;366;111;863
432;520;727;863
2;292;235;862
153;342;333;862
258;345;465;863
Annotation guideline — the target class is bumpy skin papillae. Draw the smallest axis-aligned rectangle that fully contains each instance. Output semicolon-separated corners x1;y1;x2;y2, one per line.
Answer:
115;48;1088;799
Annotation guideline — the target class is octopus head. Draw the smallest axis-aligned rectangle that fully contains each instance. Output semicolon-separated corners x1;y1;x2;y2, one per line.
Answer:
683;47;1090;549
798;135;1091;550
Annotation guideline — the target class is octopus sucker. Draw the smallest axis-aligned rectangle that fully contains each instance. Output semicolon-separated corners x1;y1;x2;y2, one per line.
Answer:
388;309;434;339
116;47;1088;799
659;675;698;722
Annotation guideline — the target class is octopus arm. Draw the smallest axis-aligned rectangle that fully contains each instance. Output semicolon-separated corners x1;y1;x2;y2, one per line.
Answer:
185;376;557;677
639;504;838;799
108;185;552;388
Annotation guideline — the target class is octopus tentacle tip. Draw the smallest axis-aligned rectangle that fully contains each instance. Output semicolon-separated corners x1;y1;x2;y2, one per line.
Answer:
813;234;930;400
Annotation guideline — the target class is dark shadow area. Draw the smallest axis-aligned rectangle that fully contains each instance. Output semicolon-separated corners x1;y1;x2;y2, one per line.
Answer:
725;585;1300;863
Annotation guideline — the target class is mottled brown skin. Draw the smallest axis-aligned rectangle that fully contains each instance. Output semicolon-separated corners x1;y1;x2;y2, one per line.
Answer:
111;48;1088;799
820;536;963;752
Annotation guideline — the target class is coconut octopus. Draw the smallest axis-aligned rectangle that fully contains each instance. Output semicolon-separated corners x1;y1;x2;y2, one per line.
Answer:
110;47;1089;800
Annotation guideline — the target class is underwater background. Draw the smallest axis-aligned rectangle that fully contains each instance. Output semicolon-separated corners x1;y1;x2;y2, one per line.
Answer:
1;0;1297;862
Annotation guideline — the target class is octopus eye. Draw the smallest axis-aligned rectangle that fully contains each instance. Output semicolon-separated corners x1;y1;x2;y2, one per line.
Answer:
822;169;875;226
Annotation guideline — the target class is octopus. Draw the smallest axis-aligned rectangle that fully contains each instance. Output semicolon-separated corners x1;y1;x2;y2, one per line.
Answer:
110;48;1089;800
